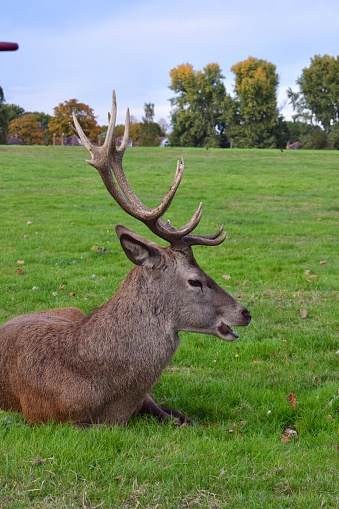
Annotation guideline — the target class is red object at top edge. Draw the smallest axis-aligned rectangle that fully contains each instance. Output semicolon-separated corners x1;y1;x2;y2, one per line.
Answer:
0;42;19;51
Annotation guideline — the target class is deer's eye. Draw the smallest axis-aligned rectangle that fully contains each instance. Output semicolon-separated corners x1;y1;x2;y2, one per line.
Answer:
188;279;203;289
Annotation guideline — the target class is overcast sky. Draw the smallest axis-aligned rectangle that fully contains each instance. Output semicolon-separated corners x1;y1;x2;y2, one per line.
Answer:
1;0;339;126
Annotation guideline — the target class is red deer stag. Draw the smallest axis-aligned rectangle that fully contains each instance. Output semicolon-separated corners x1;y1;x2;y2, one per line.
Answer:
0;92;251;426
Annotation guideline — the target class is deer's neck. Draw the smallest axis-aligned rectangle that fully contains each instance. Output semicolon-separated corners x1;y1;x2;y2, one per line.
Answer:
78;267;180;374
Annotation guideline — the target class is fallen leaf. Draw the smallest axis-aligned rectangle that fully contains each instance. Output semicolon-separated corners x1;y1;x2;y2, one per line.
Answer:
59;284;66;290
202;422;218;428
222;274;231;280
319;260;327;265
304;269;311;275
235;420;247;428
17;260;24;265
280;426;298;443
309;274;318;279
16;268;23;275
31;456;54;466
326;414;335;423
280;432;290;444
167;367;180;372
26;220;33;225
69;292;76;297
287;393;298;409
299;309;308;319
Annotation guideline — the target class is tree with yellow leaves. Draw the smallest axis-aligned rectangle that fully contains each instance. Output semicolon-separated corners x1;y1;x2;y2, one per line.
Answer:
230;57;280;147
169;63;229;147
8;114;45;145
48;99;101;144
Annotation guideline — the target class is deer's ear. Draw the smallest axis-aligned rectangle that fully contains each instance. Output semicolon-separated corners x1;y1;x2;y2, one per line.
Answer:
116;226;163;268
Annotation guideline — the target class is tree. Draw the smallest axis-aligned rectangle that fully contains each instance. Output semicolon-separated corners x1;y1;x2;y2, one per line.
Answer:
4;103;26;123
143;103;155;123
129;123;142;145
138;103;161;146
288;54;339;132
29;111;51;131
113;124;125;138
48;99;101;143
169;63;228;147
328;122;339;149
230;57;280;147
0;92;27;144
157;118;169;136
8;114;45;144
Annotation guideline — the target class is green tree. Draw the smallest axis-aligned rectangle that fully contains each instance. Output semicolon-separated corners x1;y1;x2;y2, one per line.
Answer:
169;63;228;147
28;111;51;131
8;114;45;145
328;122;339;149
230;57;280;147
139;103;161;146
0;94;26;144
288;54;339;132
285;120;311;144
4;103;26;123
48;99;101;143
143;103;155;123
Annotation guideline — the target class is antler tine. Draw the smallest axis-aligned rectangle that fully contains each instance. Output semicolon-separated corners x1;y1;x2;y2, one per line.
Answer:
71;89;117;169
71;111;96;156
182;224;227;247
104;89;118;153
154;202;202;241
118;107;131;154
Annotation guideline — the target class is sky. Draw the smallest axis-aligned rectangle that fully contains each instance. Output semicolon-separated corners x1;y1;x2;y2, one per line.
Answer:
1;0;339;126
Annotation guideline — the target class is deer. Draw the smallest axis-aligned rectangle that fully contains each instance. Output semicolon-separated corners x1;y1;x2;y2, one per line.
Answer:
0;91;251;427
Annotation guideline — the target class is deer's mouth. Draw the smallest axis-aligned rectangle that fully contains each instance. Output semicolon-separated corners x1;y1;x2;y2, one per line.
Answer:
218;322;239;341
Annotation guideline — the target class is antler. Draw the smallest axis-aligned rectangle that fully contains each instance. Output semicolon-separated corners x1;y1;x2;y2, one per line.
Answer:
71;91;226;248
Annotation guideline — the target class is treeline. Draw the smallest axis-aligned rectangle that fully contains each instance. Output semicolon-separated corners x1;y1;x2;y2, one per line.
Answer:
1;54;339;149
0;95;167;146
169;55;339;149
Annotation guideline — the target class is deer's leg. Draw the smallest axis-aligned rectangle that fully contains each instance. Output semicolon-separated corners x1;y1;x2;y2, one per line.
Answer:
158;406;196;425
139;394;195;425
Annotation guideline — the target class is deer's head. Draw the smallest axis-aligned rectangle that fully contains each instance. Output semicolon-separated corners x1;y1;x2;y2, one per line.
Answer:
72;92;251;341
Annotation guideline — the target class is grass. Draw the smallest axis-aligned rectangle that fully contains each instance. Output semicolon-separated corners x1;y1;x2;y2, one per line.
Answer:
0;145;338;508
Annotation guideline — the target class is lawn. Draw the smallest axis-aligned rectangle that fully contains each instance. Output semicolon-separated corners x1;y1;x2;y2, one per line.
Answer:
0;145;338;508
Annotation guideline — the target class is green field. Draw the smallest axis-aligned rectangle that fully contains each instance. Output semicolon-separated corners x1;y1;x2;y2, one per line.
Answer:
0;145;338;508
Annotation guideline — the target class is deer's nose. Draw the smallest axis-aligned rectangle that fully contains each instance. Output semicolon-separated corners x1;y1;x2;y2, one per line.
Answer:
242;309;251;324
